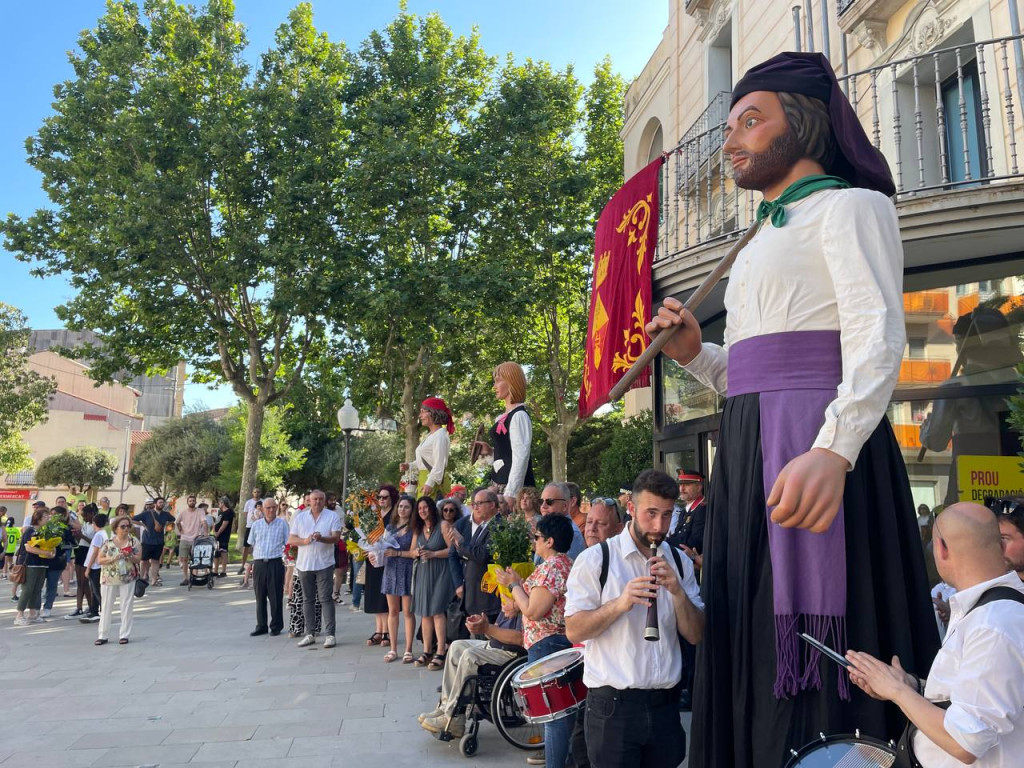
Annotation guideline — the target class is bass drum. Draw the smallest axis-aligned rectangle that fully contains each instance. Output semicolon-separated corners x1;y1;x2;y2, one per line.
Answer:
785;733;896;768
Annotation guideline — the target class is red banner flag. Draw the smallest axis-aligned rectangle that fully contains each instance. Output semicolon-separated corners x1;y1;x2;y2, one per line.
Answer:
579;157;663;418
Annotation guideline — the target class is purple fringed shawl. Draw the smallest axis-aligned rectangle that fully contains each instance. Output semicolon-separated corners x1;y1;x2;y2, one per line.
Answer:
728;330;851;701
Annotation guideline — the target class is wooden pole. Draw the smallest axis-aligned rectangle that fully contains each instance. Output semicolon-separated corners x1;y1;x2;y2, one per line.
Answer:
607;221;762;403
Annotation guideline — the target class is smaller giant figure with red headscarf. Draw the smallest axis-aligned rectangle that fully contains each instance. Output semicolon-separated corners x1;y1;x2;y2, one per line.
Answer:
401;397;453;499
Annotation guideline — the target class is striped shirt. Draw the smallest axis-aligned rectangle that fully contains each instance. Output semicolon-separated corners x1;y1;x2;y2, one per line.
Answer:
246;517;290;561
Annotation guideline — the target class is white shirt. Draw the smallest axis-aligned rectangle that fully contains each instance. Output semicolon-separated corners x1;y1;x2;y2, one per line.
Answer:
87;529;109;571
565;526;703;690
502;408;533;498
243;498;260;526
289;508;342;573
410;428;451;488
913;571;1024;767
684;188;905;469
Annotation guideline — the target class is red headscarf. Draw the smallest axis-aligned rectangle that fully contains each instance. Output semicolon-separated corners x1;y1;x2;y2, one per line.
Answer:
421;397;455;435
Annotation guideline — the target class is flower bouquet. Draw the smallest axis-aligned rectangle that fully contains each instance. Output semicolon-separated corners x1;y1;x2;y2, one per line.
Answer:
347;488;399;567
483;513;535;599
28;516;68;553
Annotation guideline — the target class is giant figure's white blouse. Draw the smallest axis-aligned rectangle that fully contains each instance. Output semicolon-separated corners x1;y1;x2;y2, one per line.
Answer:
683;188;906;468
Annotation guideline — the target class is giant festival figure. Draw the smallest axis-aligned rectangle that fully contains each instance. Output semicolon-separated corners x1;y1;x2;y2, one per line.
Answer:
647;53;941;767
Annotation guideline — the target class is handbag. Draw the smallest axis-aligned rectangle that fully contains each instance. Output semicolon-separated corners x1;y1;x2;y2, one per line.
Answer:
9;564;26;585
134;578;149;598
446;593;469;642
10;537;27;584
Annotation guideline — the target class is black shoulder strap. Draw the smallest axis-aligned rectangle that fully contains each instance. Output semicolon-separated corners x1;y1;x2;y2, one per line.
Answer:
599;540;609;590
968;586;1024;614
669;544;685;579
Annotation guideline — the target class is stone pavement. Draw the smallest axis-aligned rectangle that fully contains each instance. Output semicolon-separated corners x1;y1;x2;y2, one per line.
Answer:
0;574;690;767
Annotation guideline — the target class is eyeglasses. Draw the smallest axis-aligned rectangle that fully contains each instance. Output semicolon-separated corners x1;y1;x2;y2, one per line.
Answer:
377;494;390;501
117;524;131;530
540;498;565;506
590;497;616;507
442;507;458;514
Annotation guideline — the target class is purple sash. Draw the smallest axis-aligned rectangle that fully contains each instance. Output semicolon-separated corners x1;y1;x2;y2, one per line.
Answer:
728;330;850;700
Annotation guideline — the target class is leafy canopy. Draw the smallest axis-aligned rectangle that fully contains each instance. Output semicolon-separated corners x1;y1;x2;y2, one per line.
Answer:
0;303;57;472
35;446;118;491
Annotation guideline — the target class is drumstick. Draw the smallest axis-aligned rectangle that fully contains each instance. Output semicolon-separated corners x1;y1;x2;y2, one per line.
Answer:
607;221;762;403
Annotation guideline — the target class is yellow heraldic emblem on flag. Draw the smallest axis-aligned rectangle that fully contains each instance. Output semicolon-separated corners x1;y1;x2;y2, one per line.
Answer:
579;157;663;418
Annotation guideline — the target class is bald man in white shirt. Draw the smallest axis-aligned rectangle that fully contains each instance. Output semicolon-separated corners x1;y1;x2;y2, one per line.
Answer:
848;503;1024;768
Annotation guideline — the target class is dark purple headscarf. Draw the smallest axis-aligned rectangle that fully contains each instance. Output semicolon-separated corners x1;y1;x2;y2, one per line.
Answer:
731;52;895;197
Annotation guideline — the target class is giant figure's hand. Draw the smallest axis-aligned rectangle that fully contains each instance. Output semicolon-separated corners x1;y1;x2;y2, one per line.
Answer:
766;448;849;533
644;297;703;366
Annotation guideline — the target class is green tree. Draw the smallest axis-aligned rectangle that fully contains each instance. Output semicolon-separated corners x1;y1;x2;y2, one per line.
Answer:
1;1;360;543
471;59;626;480
129;413;229;498
215;402;305;499
334;6;495;457
35;446;118;497
0;303;56;472
598;409;654;495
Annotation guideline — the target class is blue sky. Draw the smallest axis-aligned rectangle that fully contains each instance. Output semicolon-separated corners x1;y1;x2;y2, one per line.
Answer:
0;0;665;409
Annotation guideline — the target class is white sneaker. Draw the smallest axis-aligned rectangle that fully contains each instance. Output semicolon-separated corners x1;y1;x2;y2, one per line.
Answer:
526;751;546;765
297;634;315;648
323;635;336;648
13;616;29;627
418;706;444;723
41;608;51;618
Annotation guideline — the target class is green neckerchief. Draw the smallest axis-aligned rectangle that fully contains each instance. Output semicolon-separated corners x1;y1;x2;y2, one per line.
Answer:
755;174;851;228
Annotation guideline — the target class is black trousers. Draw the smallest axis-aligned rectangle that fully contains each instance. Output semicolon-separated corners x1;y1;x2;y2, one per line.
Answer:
584;687;686;768
88;569;102;615
253;559;284;633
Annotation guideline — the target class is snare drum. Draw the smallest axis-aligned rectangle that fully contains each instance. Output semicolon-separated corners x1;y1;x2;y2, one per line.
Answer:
511;647;587;724
785;732;897;768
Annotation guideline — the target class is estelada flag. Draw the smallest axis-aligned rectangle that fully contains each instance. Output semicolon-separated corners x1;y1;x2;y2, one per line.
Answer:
579;157;664;418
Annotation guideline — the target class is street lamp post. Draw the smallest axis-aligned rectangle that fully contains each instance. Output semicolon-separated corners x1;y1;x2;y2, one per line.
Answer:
337;399;360;512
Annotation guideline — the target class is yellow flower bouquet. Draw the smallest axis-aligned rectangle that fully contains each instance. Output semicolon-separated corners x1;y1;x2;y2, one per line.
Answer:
483;513;535;598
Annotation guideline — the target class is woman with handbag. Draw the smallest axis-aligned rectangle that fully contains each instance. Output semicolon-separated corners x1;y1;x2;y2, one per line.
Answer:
412;496;454;670
13;506;54;626
95;515;141;645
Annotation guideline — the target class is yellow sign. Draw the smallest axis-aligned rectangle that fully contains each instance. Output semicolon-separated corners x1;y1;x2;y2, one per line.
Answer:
957;455;1024;502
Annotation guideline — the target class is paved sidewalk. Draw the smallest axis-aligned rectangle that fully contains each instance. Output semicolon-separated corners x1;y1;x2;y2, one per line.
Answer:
0;574;690;767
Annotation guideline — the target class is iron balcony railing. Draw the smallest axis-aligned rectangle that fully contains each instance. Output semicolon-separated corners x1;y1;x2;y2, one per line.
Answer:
655;34;1024;262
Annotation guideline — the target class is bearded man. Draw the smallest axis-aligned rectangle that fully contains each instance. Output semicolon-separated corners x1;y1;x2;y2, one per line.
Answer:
648;53;940;768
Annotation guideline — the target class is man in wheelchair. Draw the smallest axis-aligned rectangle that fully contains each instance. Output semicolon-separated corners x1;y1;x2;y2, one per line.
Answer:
419;598;525;737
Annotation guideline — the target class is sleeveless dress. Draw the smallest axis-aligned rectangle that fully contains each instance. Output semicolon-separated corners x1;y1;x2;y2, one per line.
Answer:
411;525;452;616
380;525;413;597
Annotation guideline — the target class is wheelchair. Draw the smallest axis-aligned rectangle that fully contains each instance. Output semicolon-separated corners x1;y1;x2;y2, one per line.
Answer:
433;653;544;758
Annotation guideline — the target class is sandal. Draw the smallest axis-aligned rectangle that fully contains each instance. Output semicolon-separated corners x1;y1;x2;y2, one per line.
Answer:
414;651;434;667
383;650;398;663
119;638;129;645
402;651;414;664
428;653;446;671
94;639;108;646
366;632;384;646
380;633;391;648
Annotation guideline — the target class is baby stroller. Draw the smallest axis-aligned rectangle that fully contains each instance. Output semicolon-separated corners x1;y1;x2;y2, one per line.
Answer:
187;535;217;590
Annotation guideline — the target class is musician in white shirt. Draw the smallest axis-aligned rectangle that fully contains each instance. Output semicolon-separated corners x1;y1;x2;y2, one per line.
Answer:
848;503;1024;767
565;469;704;768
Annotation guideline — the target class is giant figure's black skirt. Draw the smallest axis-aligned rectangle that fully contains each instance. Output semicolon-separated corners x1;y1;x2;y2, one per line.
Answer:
689;393;941;768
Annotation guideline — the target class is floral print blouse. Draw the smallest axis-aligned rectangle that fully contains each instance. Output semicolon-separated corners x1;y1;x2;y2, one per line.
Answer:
99;536;141;586
522;552;572;649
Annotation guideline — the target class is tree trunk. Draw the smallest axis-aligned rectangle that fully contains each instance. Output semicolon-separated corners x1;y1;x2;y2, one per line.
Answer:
548;426;570;482
401;346;427;463
236;397;267;552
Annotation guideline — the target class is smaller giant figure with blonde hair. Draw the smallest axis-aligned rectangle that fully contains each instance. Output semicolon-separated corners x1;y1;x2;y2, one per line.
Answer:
474;362;535;503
